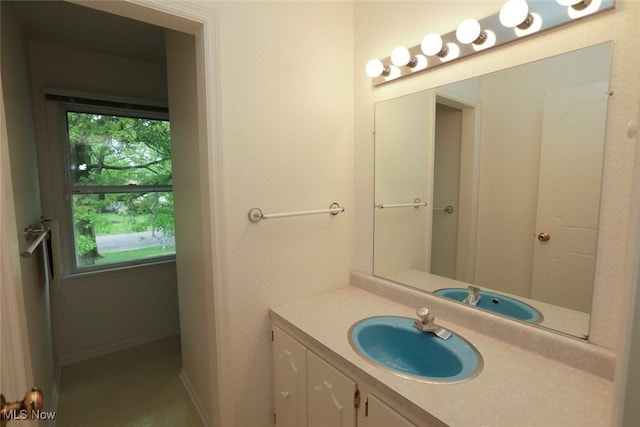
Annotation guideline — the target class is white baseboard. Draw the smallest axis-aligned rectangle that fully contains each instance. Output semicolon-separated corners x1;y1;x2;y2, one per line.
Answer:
58;328;180;366
180;369;211;427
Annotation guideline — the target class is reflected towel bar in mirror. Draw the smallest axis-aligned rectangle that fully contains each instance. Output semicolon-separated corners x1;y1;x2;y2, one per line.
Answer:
375;198;427;209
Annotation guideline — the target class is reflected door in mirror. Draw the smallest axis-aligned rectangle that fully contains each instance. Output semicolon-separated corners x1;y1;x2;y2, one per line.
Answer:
531;81;608;313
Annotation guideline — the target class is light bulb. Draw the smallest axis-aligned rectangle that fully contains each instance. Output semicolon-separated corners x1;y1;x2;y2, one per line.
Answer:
412;55;428;71
500;0;533;29
365;59;390;78
421;33;449;57
390;46;417;68
456;19;486;45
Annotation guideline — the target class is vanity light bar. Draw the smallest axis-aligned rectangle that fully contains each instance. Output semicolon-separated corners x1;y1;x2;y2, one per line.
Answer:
367;0;614;86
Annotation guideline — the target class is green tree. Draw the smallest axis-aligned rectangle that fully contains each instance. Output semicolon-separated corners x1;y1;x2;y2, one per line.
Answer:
67;112;174;266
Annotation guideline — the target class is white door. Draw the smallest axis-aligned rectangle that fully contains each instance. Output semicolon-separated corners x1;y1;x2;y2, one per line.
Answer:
272;327;307;427
531;82;609;312
1;80;34;419
364;394;415;427
0;276;32;423
307;351;356;427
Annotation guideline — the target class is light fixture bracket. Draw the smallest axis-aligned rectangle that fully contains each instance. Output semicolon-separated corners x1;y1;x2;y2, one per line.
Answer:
517;14;534;30
473;30;488;45
369;0;614;86
571;0;593;11
437;45;449;58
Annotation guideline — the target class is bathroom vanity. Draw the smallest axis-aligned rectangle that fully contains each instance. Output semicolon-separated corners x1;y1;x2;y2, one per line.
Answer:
270;274;614;426
272;325;418;427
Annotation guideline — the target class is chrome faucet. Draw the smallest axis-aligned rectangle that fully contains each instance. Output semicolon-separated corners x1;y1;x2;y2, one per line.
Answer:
463;286;481;306
413;307;452;340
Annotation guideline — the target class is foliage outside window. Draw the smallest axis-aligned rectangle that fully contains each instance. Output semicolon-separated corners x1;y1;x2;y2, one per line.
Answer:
66;111;175;268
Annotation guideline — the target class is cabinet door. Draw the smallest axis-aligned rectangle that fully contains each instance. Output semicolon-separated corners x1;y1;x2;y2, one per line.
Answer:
307;351;357;427
273;327;307;427
366;394;416;427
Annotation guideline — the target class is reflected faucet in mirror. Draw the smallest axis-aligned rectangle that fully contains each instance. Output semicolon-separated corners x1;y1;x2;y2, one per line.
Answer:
463;286;481;306
373;42;612;339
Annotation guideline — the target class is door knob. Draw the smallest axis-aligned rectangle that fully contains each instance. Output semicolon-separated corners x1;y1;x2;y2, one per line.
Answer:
1;388;43;426
537;232;550;242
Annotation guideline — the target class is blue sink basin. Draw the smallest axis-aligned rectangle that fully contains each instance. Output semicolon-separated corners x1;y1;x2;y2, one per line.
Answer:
348;316;482;383
434;288;543;323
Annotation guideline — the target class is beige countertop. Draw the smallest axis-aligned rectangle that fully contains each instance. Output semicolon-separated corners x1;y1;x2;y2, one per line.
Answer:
270;285;613;427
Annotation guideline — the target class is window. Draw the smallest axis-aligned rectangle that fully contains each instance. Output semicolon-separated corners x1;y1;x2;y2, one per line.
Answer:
63;107;175;270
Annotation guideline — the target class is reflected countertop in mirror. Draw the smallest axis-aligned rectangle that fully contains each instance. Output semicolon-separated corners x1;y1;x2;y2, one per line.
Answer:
384;269;589;338
373;42;612;339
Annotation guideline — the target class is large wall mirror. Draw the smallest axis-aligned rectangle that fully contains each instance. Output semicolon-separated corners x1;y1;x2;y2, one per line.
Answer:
373;42;612;339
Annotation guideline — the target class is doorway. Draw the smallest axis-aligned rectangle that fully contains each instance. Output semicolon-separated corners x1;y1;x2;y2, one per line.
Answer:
2;1;224;425
432;93;481;284
431;103;462;280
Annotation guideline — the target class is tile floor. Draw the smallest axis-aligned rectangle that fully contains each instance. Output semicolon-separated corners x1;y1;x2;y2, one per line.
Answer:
56;335;203;427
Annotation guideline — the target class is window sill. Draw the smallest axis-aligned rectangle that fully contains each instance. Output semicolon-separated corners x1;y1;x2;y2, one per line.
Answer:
62;257;176;281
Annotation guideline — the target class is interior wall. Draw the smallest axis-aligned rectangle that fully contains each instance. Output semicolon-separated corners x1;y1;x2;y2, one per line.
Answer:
165;29;214;425
373;90;433;277
52;264;179;364
354;0;640;352
613;101;640;426
26;40;180;364
212;2;355;425
1;1;56;417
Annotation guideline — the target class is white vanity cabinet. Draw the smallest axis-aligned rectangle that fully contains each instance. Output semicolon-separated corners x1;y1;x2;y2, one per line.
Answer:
273;327;308;426
363;394;415;427
272;325;416;427
307;350;357;427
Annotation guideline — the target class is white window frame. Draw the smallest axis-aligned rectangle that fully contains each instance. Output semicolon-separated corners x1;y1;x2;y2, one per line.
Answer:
46;95;175;276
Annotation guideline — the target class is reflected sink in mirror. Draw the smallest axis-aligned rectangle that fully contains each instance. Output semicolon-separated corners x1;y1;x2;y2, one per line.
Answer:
434;288;543;324
348;316;483;383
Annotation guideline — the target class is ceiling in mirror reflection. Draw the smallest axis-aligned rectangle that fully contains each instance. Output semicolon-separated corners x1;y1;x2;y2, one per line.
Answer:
373;42;612;339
